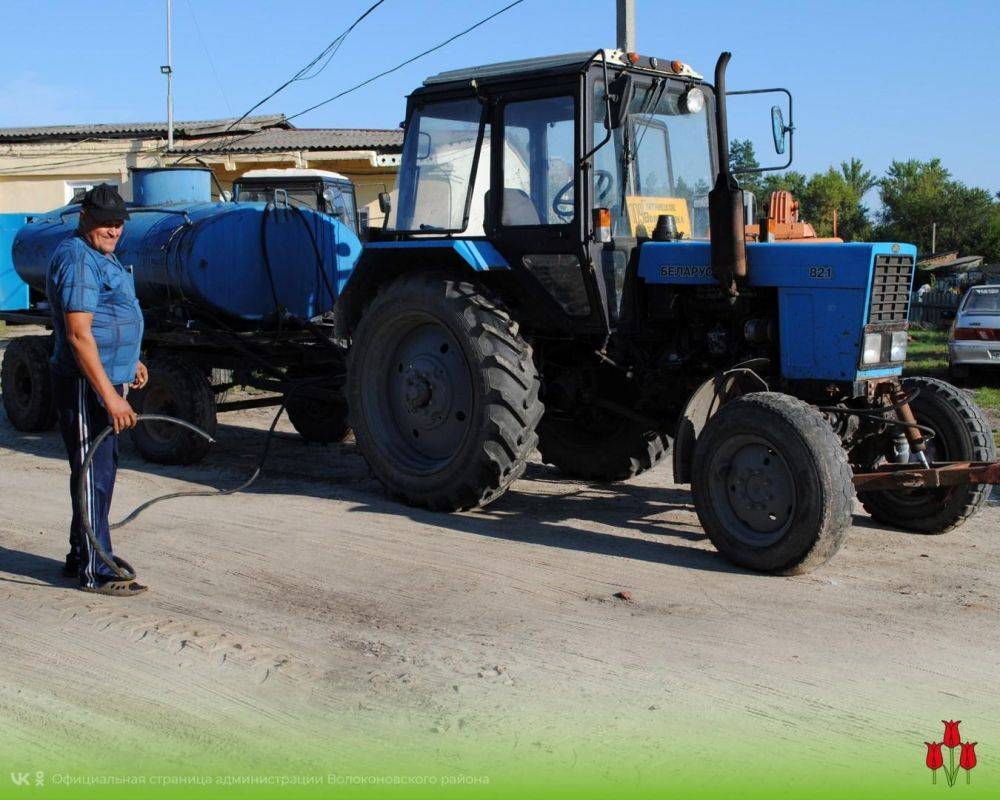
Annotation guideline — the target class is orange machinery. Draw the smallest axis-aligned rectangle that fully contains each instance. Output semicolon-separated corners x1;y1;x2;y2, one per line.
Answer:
745;190;842;243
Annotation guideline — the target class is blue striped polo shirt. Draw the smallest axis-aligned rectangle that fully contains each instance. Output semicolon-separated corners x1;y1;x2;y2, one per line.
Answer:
47;233;144;386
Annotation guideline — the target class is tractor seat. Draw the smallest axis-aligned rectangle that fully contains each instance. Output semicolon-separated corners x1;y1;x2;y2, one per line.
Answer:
485;188;542;227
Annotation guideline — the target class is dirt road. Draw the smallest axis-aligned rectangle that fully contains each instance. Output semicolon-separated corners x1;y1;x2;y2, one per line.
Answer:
2;328;999;785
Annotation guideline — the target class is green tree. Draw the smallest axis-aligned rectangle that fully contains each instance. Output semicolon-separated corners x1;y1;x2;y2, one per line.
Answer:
759;170;809;210
799;165;874;241
876;159;1000;260
729;138;762;209
839;157;878;197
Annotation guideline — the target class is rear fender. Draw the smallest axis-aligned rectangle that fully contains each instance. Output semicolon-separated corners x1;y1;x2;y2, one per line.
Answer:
673;359;770;484
334;241;509;338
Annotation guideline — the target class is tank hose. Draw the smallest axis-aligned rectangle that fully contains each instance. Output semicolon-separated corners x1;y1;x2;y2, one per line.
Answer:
76;399;292;582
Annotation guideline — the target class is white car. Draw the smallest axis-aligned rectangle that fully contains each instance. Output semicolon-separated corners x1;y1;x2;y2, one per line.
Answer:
949;284;1000;378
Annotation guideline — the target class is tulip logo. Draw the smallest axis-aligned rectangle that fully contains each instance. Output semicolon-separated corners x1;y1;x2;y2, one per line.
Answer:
925;720;977;786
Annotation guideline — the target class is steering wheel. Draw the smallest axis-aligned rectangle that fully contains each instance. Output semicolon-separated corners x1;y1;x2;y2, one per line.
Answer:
552;169;615;221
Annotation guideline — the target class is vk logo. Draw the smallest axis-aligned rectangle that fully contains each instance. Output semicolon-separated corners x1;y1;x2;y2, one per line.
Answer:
9;773;30;786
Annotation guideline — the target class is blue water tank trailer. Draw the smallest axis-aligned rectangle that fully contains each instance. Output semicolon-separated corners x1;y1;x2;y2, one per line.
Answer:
11;167;362;326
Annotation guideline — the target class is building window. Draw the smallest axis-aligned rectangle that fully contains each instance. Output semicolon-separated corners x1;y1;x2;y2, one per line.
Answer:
64;180;119;205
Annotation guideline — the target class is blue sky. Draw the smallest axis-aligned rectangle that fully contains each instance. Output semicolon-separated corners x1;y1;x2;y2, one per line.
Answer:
1;0;996;195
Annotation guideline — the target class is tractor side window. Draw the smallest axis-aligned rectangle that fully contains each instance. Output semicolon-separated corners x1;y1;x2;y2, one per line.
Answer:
501;96;576;226
389;98;487;233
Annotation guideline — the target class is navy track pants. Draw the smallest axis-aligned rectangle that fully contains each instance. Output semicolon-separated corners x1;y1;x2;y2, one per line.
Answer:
52;373;124;587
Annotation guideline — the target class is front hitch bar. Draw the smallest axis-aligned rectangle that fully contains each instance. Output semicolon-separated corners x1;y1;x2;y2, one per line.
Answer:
852;461;1000;491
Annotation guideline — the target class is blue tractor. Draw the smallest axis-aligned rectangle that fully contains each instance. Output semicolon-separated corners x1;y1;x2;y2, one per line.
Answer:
339;49;998;574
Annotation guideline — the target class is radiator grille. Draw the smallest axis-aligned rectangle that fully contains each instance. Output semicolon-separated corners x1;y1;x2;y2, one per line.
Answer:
868;254;913;324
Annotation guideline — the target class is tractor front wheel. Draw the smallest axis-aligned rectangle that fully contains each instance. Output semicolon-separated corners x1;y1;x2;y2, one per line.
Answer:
347;273;542;511
692;392;854;574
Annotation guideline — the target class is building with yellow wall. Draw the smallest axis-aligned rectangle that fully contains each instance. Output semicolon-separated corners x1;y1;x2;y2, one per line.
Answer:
0;114;401;222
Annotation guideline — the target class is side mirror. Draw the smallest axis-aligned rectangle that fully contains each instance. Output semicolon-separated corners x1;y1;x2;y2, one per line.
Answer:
378;192;392;215
727;87;794;172
771;105;788;155
221;190;233;203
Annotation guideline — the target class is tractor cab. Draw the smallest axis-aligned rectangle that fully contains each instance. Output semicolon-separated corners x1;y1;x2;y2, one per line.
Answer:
371;49;764;334
234;168;361;234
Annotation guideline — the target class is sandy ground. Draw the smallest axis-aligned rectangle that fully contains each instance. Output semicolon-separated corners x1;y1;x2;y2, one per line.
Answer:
2;326;999;780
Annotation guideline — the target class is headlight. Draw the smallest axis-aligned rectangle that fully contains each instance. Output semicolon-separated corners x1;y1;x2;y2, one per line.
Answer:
862;333;883;365
680;87;705;114
890;331;908;362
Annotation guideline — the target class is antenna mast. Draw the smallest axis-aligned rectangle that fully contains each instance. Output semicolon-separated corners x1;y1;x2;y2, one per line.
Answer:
161;0;174;150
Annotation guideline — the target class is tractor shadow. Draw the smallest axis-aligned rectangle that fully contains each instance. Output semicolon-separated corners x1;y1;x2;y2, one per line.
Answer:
1;414;741;574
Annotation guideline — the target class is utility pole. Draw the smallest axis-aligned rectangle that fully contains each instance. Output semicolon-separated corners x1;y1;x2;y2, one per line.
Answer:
931;221;937;254
161;0;174;150
616;0;636;52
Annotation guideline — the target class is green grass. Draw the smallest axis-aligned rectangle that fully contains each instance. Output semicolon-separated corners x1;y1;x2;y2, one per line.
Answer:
905;328;1000;446
903;328;950;377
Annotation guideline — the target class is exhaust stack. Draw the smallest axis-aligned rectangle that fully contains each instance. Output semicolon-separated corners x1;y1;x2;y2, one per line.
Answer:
708;52;747;298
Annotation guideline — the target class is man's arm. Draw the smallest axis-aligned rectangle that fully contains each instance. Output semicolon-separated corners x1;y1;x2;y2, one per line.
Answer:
65;311;137;433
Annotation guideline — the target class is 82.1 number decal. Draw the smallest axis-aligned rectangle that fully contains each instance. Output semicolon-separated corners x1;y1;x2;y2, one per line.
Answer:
809;266;833;279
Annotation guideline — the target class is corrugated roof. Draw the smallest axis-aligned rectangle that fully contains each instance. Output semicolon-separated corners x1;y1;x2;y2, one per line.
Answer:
175;128;403;155
0;114;288;141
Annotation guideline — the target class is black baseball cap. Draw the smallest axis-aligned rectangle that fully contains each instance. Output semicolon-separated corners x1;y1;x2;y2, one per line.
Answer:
81;183;130;222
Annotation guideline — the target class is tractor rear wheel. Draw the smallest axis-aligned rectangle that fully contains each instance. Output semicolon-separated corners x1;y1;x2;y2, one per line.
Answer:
1;335;57;431
131;356;217;464
347;273;542;511
858;377;996;534
692;392;854;574
538;414;669;482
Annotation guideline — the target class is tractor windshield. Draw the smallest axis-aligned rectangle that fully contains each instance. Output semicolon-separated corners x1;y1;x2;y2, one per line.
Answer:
592;76;715;239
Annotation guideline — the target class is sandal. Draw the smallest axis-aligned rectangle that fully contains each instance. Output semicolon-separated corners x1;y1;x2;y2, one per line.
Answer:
80;580;149;596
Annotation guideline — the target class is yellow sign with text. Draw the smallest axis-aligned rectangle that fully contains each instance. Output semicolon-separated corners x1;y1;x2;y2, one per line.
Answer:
624;196;691;239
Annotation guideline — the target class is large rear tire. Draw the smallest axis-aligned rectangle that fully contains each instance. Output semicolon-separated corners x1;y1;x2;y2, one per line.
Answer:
1;335;57;431
692;392;854;575
858;377;996;534
538;414;669;482
130;356;217;465
347;273;543;511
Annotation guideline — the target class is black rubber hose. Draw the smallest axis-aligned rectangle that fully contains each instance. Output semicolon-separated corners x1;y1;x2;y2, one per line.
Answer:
75;377;323;582
76;414;215;581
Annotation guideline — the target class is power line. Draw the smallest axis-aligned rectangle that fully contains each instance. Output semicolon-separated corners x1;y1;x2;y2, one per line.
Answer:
176;0;528;165
221;0;388;135
286;0;527;124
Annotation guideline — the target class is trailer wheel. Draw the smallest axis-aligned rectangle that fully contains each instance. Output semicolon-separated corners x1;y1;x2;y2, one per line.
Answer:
347;273;543;511
209;368;235;405
538;415;669;482
1;335;57;431
285;366;350;444
131;356;217;464
692;392;854;574
858;377;996;534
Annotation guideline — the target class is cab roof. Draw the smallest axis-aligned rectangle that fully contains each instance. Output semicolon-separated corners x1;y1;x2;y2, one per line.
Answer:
238;168;349;182
423;49;703;87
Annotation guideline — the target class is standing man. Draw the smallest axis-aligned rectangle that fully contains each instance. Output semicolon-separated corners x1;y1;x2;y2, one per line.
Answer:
48;184;149;596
